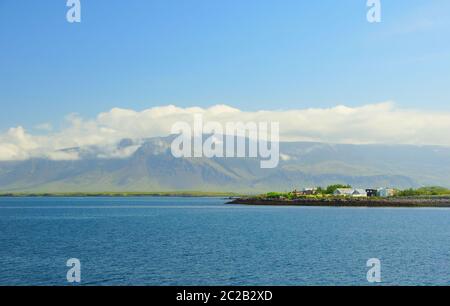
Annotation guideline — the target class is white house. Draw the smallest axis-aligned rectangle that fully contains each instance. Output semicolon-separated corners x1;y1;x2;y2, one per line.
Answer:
352;189;368;197
333;188;355;196
333;188;368;197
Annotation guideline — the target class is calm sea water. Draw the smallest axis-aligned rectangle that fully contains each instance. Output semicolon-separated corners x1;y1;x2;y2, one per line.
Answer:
0;197;450;286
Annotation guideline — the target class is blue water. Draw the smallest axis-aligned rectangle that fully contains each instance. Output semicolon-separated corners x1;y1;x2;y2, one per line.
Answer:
0;197;450;285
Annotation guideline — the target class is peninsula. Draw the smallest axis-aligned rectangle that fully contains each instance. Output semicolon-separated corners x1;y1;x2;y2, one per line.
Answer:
227;186;450;208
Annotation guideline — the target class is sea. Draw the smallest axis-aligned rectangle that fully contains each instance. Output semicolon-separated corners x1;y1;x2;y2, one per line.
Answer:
0;196;449;285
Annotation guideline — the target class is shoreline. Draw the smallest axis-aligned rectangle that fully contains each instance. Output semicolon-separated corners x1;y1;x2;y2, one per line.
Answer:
0;192;245;198
228;197;450;208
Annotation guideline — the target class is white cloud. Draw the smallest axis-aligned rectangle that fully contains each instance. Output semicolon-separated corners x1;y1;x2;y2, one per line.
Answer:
1;102;450;161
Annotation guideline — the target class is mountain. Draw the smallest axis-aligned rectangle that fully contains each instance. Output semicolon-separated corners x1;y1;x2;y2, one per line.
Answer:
1;136;450;193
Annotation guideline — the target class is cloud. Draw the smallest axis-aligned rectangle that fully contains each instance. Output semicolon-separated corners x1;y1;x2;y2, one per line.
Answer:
1;102;450;161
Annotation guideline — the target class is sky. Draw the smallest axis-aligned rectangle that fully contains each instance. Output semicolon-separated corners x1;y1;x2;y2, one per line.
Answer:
0;0;450;160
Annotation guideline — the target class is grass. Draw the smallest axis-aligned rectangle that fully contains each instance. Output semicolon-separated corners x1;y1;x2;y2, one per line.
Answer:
0;191;247;198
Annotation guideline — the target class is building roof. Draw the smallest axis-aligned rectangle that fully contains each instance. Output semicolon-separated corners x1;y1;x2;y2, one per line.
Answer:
334;188;354;195
353;189;367;195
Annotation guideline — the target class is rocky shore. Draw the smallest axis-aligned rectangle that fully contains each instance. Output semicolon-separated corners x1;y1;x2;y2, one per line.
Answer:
228;197;450;208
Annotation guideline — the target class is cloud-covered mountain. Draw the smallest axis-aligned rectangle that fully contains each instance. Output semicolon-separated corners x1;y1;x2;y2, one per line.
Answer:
0;136;449;193
3;103;450;161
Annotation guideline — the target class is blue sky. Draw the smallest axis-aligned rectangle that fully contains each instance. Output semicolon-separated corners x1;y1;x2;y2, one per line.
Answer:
1;0;450;131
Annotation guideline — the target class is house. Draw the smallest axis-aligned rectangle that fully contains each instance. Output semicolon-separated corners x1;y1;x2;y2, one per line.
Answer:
352;189;368;197
366;189;378;197
333;188;354;196
378;188;395;197
302;187;317;195
292;188;317;196
333;188;368;197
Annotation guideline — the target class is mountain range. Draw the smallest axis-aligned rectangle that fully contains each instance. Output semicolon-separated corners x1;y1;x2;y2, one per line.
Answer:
1;136;449;193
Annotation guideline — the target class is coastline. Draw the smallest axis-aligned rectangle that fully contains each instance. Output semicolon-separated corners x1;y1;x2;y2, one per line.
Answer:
0;191;245;198
228;197;450;208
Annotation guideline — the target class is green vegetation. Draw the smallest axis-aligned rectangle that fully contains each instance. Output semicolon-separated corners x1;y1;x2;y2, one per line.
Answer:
396;187;450;197
2;186;450;199
262;192;323;200
259;185;450;200
0;191;246;198
265;192;286;199
260;184;354;200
